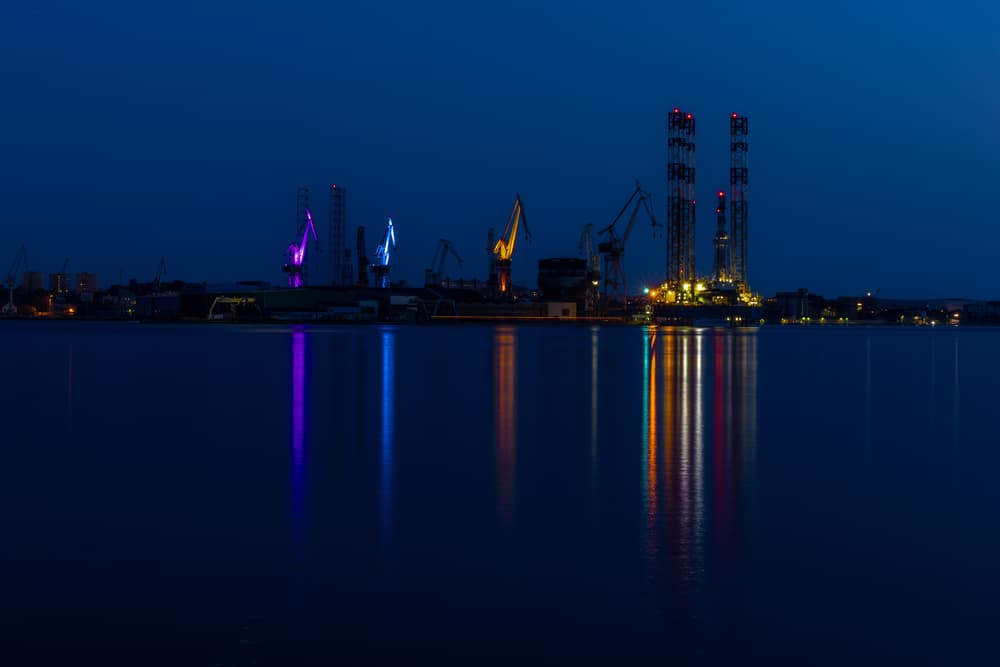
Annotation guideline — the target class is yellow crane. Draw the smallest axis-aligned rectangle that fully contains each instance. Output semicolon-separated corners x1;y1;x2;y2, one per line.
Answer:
489;194;530;296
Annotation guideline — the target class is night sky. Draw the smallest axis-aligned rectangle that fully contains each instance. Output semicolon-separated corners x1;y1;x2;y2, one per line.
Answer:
2;1;997;298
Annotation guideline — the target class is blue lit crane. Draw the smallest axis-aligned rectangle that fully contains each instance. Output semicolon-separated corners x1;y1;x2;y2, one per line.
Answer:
425;239;463;287
598;181;659;308
3;244;28;315
489;195;530;296
371;218;396;289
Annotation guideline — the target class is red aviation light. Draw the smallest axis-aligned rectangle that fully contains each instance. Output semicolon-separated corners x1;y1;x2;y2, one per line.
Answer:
731;112;738;118
718;191;724;197
686;113;692;119
673;107;680;113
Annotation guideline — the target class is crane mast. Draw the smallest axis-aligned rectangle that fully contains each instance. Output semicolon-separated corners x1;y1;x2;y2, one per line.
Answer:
370;218;396;289
490;195;530;296
283;209;318;287
597;181;659;310
425;239;463;287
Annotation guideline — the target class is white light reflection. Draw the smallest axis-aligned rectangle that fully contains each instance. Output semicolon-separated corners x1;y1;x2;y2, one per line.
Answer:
952;337;959;450
590;326;599;482
67;343;73;431
692;332;704;582
865;336;872;450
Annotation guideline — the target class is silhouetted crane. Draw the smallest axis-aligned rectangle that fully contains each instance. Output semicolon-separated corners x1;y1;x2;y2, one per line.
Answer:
3;244;28;315
425;239;463;287
153;256;167;291
598;181;659;308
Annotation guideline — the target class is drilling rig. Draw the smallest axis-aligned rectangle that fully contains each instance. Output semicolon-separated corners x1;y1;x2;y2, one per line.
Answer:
489;195;530;297
371;218;396;289
425;239;463;287
597;181;659;309
283;209;318;287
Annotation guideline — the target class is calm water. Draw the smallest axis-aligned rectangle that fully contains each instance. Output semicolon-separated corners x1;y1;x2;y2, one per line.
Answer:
2;322;999;663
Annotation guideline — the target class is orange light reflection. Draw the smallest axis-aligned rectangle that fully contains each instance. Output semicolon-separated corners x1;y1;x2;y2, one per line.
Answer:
494;327;517;530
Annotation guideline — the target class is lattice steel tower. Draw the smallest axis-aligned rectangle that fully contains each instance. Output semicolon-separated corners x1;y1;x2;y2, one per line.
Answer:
712;191;729;283
729;113;749;290
328;184;346;285
667;108;696;291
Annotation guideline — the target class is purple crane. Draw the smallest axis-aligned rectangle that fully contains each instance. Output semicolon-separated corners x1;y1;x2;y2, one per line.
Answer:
283;208;318;287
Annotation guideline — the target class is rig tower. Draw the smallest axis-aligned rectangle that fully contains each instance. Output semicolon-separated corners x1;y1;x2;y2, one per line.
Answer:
729;113;749;291
711;191;729;284
328;184;346;285
666;108;696;296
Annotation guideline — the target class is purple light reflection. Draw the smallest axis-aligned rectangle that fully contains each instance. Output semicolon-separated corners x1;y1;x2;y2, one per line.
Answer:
291;327;308;558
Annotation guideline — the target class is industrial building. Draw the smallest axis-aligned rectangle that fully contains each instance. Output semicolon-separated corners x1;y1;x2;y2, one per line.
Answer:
328;184;349;286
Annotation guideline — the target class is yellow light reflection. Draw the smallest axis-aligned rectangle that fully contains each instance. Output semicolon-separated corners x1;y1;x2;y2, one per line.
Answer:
643;328;659;562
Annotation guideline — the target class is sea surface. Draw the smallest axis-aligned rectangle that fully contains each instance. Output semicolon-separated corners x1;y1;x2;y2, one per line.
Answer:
2;321;999;664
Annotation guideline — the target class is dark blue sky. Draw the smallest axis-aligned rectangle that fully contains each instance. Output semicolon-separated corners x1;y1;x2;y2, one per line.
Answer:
2;1;998;297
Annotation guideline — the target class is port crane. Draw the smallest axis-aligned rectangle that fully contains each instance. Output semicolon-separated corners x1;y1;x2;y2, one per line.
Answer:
489;195;530;296
3;244;28;315
152;256;167;291
598;181;659;308
425;239;463;287
283;208;318;288
370;218;396;289
357;227;369;287
579;224;600;314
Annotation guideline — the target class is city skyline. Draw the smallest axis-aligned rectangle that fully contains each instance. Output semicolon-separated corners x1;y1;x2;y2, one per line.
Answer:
2;2;998;298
